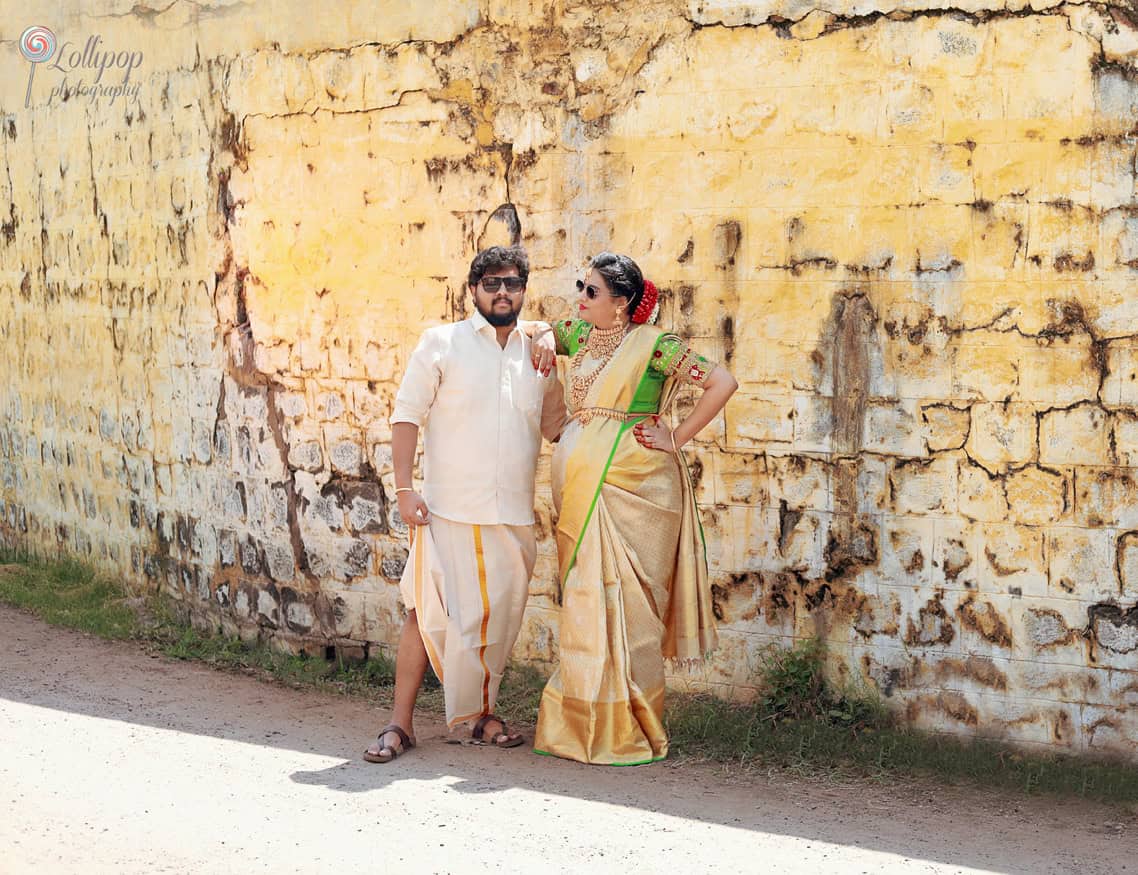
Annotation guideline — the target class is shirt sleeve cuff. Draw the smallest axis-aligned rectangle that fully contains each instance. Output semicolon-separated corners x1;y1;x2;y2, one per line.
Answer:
390;410;424;427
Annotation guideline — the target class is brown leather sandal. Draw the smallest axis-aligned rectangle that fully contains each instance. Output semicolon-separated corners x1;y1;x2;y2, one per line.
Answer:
363;724;416;763
471;713;524;748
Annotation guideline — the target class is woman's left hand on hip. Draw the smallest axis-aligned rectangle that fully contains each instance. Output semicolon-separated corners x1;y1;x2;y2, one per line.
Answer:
633;416;675;453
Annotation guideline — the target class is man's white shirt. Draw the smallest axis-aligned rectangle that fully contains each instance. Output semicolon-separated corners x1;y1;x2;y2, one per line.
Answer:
391;311;565;526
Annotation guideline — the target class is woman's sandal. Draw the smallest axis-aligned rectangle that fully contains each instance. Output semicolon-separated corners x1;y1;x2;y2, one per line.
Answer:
470;713;524;748
363;724;416;763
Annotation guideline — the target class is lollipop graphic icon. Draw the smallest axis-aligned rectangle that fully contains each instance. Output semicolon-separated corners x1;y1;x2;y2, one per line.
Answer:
20;25;58;108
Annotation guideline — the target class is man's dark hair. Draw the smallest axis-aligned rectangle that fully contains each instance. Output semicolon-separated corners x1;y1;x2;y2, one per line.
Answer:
590;251;645;314
468;245;529;287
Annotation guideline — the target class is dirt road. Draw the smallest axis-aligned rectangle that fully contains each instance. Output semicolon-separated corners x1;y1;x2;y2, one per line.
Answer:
0;605;1131;874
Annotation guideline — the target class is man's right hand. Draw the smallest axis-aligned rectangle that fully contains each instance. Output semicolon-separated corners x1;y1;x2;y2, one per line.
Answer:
396;490;431;527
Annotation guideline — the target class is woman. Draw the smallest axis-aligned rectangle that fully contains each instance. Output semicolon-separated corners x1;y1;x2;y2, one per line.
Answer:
534;252;738;765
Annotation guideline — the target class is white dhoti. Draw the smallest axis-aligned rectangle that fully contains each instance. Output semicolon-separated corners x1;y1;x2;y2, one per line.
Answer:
399;515;536;728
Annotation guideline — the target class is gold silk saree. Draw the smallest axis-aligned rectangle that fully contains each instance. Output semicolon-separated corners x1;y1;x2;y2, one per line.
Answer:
534;322;718;765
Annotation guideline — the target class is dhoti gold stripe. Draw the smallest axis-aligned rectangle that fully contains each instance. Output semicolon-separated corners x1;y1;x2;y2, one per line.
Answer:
473;524;491;714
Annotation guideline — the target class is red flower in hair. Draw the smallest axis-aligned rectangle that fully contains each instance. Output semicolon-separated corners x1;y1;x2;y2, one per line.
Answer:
632;279;659;324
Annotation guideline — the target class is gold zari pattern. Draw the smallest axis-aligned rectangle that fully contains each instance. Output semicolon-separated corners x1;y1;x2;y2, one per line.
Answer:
570;406;644;426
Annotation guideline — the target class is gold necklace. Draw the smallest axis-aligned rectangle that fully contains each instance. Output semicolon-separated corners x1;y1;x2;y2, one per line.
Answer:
570;323;630;411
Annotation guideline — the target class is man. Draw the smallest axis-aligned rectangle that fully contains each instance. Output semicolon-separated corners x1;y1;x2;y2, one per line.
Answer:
364;245;563;762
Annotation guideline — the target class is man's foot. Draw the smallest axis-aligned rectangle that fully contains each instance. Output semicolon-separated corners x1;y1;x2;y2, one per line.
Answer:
363;724;416;763
471;713;524;748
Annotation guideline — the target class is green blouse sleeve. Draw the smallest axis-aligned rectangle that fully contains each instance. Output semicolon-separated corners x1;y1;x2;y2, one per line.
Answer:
649;334;715;386
553;319;592;356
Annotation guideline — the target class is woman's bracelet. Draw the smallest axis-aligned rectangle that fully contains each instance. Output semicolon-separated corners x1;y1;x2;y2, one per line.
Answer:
394;487;414;495
670;431;679;454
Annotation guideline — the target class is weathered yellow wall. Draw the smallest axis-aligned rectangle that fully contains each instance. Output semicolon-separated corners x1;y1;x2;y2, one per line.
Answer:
4;0;1138;755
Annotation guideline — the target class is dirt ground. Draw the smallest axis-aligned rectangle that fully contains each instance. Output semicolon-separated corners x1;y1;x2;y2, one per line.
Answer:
0;605;1132;874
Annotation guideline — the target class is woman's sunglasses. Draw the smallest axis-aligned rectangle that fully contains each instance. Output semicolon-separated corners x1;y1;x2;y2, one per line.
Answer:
576;279;611;300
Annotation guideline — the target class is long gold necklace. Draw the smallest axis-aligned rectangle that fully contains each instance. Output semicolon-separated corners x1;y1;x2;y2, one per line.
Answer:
570;322;629;411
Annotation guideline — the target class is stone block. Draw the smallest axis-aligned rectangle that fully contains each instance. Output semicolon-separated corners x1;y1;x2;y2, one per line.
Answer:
288;440;324;473
779;510;828;578
891;454;958;515
326;432;364;476
725;394;794;446
977;523;1047;598
513;605;559;663
1080;705;1138;755
955;593;1014;654
862;399;922;457
767;454;830;513
712;450;767;506
1115;531;1138;599
1089;605;1138;656
957;459;1009;523
1103;344;1137;407
284;597;315;634
275;390;308;419
345;482;386;534
880;516;934;586
1074;468;1138;528
901;590;959;652
1112;413;1138;466
996;698;1079;748
791;395;833;455
953;343;1019;401
856;455;890;514
1013;598;1086;666
1006;466;1069;528
965;403;1037;471
921;403;969;452
1039;403;1111;467
327;590;367;640
263;540;296;583
932;519;980;590
734;505;784;573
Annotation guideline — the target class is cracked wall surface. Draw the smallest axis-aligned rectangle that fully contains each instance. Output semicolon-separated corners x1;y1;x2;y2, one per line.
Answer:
4;0;1138;756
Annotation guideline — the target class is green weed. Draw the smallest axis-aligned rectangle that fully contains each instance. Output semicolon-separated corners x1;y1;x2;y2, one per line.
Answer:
665;637;1138;805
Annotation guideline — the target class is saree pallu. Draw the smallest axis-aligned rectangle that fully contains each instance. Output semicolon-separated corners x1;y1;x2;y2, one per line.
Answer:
534;326;718;765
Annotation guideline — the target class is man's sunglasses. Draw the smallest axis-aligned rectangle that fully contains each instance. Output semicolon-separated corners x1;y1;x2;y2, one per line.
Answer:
480;276;526;293
575;279;610;300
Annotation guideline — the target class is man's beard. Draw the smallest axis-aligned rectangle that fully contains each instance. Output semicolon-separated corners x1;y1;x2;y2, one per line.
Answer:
476;297;520;327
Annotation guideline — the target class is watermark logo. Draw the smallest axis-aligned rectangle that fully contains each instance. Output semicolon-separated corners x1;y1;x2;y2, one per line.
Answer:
18;24;144;108
19;25;56;107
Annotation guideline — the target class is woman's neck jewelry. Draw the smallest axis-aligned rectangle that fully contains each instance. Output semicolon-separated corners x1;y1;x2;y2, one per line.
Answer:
570;322;631;410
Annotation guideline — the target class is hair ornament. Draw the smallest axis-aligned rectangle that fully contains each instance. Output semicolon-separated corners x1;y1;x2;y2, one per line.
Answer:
632;279;659;324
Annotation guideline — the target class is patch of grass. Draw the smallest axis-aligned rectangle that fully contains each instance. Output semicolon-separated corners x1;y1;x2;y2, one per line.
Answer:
0;552;139;640
494;662;548;727
666;638;1138;806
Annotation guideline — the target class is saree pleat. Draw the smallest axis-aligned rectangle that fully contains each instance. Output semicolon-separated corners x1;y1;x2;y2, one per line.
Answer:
534;326;717;765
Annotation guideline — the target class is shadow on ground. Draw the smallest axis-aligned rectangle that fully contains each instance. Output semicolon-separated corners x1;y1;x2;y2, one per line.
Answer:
0;605;1129;874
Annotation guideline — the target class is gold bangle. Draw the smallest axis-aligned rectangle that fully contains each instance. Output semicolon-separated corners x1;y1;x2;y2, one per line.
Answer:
394;487;414;495
670;431;679;454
